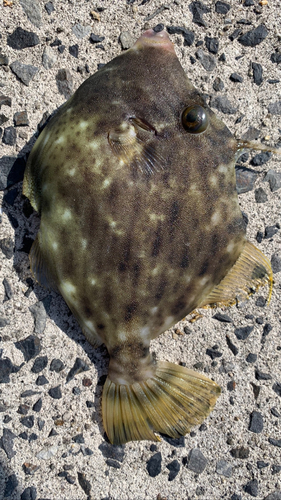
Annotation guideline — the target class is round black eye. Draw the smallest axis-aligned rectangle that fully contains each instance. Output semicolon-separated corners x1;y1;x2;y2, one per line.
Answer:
181;105;209;134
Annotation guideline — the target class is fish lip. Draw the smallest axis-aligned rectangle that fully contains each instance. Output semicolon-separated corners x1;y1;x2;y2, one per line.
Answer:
133;29;176;54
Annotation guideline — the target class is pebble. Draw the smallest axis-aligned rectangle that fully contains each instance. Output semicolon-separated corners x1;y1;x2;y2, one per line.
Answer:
10;61;39;86
195;49;216;71
272;465;281;475
48;385;62;399
246;353;257;363
244;479;258;497
262;323;273;339
3;277;13;300
230;73;243;83
271;254;281;273
0;155;26;190
37;418;45;431
255;369;272;381
36;375;48;386
66;357;90;383
235;166;257;194
215;1;231;14
166;26;195;47
255;187;268;203
249;411;263;433
77;472;91;496
20;0;42;28
206;348;222;359
72;386;81;395
18;404;30;415
56;69;73;99
213;312;232;323
229;28;243;42
20;486;37;500
20;415;34;428
50;358;65;372
0;114;8;126
205;36;219;54
72;23;91;39
31;356;48;373
230;446;249;459
212;77;224;91
119;31;134;50
0;95;12;108
4;473;19;497
234;325;253;340
14;110;29;126
2;126;17;146
210;95;237;114
264;492;281;500
0;357;21;383
268;101;281;115
42;46;57;69
45;1;54;15
264;170;281;192
19;431;28;440
69;44;79;58
89;33;105;44
106;458;121;468
7;27;40;50
255;296;266;307
29;301;47;334
216;459;232;478
72;433;84;444
37;444;58;460
15;335;42;362
186;448;207;473
146;452;162;477
252;62;263;86
272;382;281;397
99;442;125;462
0;51;9;65
257;460;269;469
32;398;42;412
189;1;210;27
264;225;278;240
251;382;260;399
268;438;281;448
167;460;180;481
226;335;239;356
238;25;268;47
250;151;272;167
0;428;17;459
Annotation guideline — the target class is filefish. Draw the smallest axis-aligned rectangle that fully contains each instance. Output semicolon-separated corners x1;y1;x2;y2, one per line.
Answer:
23;29;275;445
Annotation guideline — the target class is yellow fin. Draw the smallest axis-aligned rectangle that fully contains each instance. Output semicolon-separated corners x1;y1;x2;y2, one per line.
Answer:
200;241;273;308
102;361;221;444
29;234;55;289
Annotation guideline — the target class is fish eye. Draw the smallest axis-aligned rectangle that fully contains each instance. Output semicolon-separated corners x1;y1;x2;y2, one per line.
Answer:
181;105;209;134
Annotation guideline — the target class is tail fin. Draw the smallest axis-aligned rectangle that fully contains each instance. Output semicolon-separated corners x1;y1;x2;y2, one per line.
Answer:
102;361;220;445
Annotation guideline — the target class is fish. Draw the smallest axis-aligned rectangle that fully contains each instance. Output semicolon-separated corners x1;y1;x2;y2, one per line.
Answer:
23;28;276;445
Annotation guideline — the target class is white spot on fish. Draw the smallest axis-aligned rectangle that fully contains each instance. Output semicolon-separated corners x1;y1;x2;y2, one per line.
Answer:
117;331;127;342
62;208;72;221
79;120;88;130
227;241;235;253
90;277;97;286
152;266;160;276
162;315;175;331
150;307;158;315
41;131;50;149
211;211;221;225
60;280;76;296
54;135;65;145
89;140;100;151
102;178;112;189
51;241;58;251
84;320;96;332
81;238;87;249
218;164;228;174
199;276;209;286
139;326;150;340
209;174;218;187
68;168;76;176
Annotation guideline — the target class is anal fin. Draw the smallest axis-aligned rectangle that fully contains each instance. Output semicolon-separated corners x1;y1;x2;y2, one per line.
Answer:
200;241;273;308
29;234;55;289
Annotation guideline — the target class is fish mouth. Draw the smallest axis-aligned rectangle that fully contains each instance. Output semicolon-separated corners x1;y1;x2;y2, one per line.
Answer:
133;29;176;55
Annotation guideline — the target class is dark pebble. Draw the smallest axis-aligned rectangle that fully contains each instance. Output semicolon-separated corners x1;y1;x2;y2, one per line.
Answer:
271;254;281;273
0;316;9;328
14;110;29;127
72;433;84;444
252;62;263;85
272;382;281;397
272;465;281;475
81;447;93;456
213;77;224;91
3;416;12;423
72;386;81;395
3;277;13;300
4;473;19;497
37;418;45;431
50;358;64;372
21;390;40;397
255;296;266;307
98;442;125;462
69;44;79;58
251;382;260;399
32;398;42;412
0;95;12;108
246;353;257;363
255;187;268;203
15;335;42;362
0;51;9;65
210;95;237;114
270;52;281;64
77;472;91;496
146;452;162;477
50;37;61;47
268;79;280;84
66;357;90;383
244;479;258;497
30;298;50;334
255;369;272;381
251;151;272;166
31;356;48;373
186;448;207;473
36;374;48;386
213;312;232;323
271;407;281;417
262;323;272;338
48;386;62;399
230;446;249;459
257;460;269;469
153;24;164;33
184;326;192;334
56;69;73;99
19;432;28;440
18;404;29;415
234;325;254;340
58;45;65;53
10;61;39;86
86;400;94;408
3;186;18;205
195;49;216;71
20;416;34;429
7;27;39;49
189;1;210;27
166;26;195;46
249;411;263;433
269;438;281;448
65;474;75;484
238;24;268;47
215;1;230;14
226;336;239;355
229;28;242;41
0;357;21;383
235;166;257;194
20;486;37;500
264;226;278;239
244;0;254;4
29;433;38;442
230;73;243;83
106;458;121;468
89;33;105;43
97;63;105;70
0;114;8;126
167;460;180;481
256;231;263;243
45;1;54;14
227;380;236;391
231;495;242;500
205;36;219;54
0;155;26;190
48;428;58;437
238;152;249;163
2;126;17;146
206;348;222;359
0;428;17;459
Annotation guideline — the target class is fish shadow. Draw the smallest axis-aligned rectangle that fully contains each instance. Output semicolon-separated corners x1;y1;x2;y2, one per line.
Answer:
1;114;111;448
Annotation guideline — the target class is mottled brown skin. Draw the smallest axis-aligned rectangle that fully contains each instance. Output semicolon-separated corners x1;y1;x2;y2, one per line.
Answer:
24;30;246;386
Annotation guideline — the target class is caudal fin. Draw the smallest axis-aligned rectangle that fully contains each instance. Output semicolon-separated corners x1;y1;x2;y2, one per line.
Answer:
102;361;220;445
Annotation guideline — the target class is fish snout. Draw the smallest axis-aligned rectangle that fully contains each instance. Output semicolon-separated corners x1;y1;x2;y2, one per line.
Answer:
133;29;176;54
